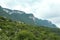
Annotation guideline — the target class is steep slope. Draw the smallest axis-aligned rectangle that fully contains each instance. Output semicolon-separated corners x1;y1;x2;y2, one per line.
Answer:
35;18;56;28
0;6;56;28
0;16;60;40
0;6;10;18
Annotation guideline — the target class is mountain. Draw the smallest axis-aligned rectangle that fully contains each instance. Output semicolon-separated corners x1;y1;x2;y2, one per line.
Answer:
0;6;56;28
0;16;60;40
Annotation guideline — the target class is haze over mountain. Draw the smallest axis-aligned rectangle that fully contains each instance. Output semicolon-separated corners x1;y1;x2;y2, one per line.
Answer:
0;6;56;28
0;0;60;28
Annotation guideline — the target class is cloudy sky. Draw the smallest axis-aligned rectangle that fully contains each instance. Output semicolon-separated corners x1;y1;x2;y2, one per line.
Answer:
0;0;60;28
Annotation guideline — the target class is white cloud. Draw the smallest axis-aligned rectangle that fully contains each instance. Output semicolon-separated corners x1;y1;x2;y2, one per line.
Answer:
31;0;60;19
13;4;32;13
0;0;11;8
48;17;60;28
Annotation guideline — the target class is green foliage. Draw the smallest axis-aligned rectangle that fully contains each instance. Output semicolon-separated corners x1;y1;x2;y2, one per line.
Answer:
0;16;60;40
14;30;36;40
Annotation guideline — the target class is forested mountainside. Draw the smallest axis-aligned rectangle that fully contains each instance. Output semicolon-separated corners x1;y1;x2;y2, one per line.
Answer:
0;6;56;28
0;16;60;40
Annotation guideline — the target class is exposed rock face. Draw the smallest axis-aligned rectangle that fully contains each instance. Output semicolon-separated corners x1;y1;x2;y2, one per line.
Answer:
0;6;57;28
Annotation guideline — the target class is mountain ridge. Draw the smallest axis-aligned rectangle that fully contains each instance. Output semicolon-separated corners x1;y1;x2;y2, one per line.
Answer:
0;6;57;28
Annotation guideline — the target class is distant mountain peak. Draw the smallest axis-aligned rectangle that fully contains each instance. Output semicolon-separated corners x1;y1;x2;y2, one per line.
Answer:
0;6;57;28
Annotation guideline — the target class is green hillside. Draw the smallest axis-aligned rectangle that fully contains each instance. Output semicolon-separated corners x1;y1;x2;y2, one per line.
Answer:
0;16;60;40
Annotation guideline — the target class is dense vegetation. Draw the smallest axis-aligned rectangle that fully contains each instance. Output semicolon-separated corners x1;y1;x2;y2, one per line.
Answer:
0;16;60;40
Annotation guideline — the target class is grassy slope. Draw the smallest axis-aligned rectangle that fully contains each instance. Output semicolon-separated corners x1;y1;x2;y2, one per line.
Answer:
0;16;60;40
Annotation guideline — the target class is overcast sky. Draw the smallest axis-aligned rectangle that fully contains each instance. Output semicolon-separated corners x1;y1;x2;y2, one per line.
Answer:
0;0;60;28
